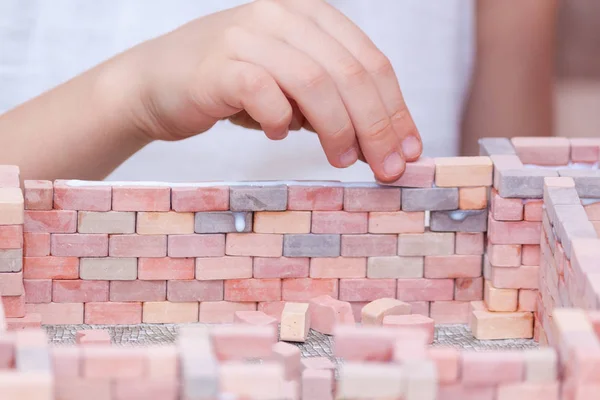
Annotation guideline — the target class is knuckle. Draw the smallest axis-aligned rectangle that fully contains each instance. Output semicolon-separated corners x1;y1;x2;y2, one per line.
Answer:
237;68;272;95
336;56;369;87
365;52;395;77
298;67;329;91
328;120;355;142
363;118;393;142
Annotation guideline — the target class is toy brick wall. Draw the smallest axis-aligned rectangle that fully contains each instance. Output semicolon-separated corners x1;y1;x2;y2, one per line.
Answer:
19;156;492;326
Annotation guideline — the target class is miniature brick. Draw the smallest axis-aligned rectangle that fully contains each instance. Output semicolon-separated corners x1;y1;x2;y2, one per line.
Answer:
51;234;108;257
401;187;458;212
283;234;340;257
455;277;483;301
339;278;396;302
146;344;178;379
368;211;425;234
254;211;311;233
230;185;288;211
23;181;53;210
212;324;277;361
258;301;287;321
308;295;354;335
234;310;277;326
424;255;482;278
491;189;524;221
554;204;598;257
455;232;484;255
377;157;436;188
409;301;430;317
311;211;367;234
570;137;600;163
491;265;539;289
461;350;524;385
341;234;397;256
484;279;518;312
523;199;543;221
171;186;229;212
524;348;557;382
77;211;135;234
52;280;108;303
25;303;84;324
434;156;493;187
287;185;344;211
24;210;76;233
518;289;537;312
430;209;488;232
80;257;137;280
512;136;570;165
367;256;423;278
5;313;42;330
224;279;281;302
195;211;252;233
437;384;497;400
167;280;223;302
488;218;541;245
199;301;256;323
51;346;80;377
196;256;252;280
83;346;146;379
282;278;339;301
2;295;25;318
428;347;459;384
0;272;24;296
496;382;560;400
168;234;225;257
337;362;404;398
23;256;78;280
302;369;333;400
227;233;283;257
459;187;487;210
109;234;167;257
85;302;142;324
333;325;399;361
398;231;455;256
280;302;310;342
301;357;335;377
219;362;285;399
110;280;167;302
310;257;366;278
0;371;53;398
0;188;24;225
138;257;194;280
53;181;111;211
488;243;522;267
253;257;309;279
479;137;516;156
112;186;170;211
23;279;52;304
0;225;22;249
142;301;199;323
522;244;540;266
23;233;49;257
361;297;411;325
343;186;401;212
112;379;178;400
471;307;533;340
430;301;470;324
403;360;438;400
396;278;454;302
0;165;19;187
137;211;194;235
0;249;22;272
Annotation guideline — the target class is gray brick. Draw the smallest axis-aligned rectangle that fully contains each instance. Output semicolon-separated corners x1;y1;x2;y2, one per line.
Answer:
558;169;600;198
496;168;559;199
230;185;287;211
402;188;458;211
78;211;135;234
79;258;137;280
0;249;22;272
283;234;341;257
554;204;597;259
398;231;454;256
479;138;516;156
430;210;488;233
195;212;252;233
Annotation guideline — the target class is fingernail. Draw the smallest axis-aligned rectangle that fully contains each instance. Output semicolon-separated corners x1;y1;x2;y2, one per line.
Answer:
273;128;289;140
402;136;422;159
340;147;358;167
383;151;404;177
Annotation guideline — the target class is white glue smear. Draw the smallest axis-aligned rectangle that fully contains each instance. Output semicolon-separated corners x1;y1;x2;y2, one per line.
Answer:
448;210;472;222
233;212;246;233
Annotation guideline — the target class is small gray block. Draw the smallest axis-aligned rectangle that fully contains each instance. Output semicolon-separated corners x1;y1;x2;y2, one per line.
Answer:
430;210;488;233
554;204;597;259
497;168;559;198
478;138;516;156
195;212;252;233
558;169;600;198
0;249;22;272
79;258;137;280
230;185;288;211
283;234;341;257
402;188;458;211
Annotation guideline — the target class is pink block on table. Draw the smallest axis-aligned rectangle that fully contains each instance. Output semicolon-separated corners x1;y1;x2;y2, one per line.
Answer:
0;272;24;296
488;217;541;245
496;382;559;400
287;186;344;211
234;310;277;326
112;379;178;400
253;257;309;279
455;232;484;255
311;211;367;234
272;341;301;381
309;295;355;335
85;302;142;325
83;346;146;379
424;255;482;278
376;157;435;188
0;225;22;249
171;186;229;212
428;347;460;384
341;234;397;257
24;210;76;233
23;279;52;303
383;314;435;344
487;244;521;267
491;189;524;221
211;324;277;361
491;265;539;289
511;136;570;166
53;181;111;211
138;257;194;280
167;234;224;257
368;211;425;234
430;301;470;324
343;187;401;212
166;280;223;302
524;200;543;222
199;301;257;323
195;256;252;280
339;278;396;302
570;138;600;163
333;325;397;361
51;234;108;257
24;180;53;210
282;278;339;301
52;280;109;303
258;301;286;321
23;256;79;279
224;278;281;302
76;329;111;346
521;245;540;266
112;186;170;211
109;234;167;257
455;277;483;301
396;278;454;302
23;232;49;257
25;302;84;324
461;350;524;385
225;233;283;257
310;257;366;279
1;295;25;318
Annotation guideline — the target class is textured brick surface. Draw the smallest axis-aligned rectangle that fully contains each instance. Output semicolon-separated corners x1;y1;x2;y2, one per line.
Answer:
171;186;229;212
343;187;401;212
430;210;488;232
283;234;340;257
195;211;252;233
402;188;458;212
230;185;288;211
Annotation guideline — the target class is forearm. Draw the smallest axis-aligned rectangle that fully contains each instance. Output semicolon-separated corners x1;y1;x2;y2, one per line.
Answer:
461;0;558;156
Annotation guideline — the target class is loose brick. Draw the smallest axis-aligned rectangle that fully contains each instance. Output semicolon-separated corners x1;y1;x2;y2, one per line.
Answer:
109;234;167;257
455;277;483;301
230;185;287;211
0;225;22;249
377;157;436;188
368;211;425;234
80;257;137;280
339;278;396;301
234;310;277;326
495;163;558;199
344;186;401;211
224;279;281;302
311;211;367;234
23;279;52;304
341;234;397;256
367;256;423;278
434;156;493;187
112;186;170;211
254;211;311;233
219;362;286;399
462;350;524;385
23;256;78;279
138;257;194;280
310;257;366;278
512;136;570;165
361;297;411;325
570;138;600;163
282;278;339;301
51;234;108;257
455;232;484;255
168;234;225;257
491;265;539;289
383;314;435;344
211;324;277;361
479;137;516;156
272;341;302;381
0;249;22;272
424;255;482;278
23;232;49;257
253;257;309;279
333;325;401;361
459;187;487;210
401;187;458;212
53;181;111;211
85;302;142;324
430;210;488;232
308;295;354;335
137;212;194;235
488;243;522;267
484;279;518;312
143;302;199;323
287;185;344;211
488;217;541;245
471;307;533;340
24;180;53;210
199;301;256;323
52;280;108;303
25;302;84;324
280;303;310;342
77;211;135;234
524;200;543;221
83;346;146;379
195;211;252;233
167;280;223;302
171;186;229;212
226;233;283;257
396;278;454;302
24;210;76;233
2;295;25;318
196;256;252;280
430;301;470;324
398;231;454;256
491;189;524;221
0;272;24;295
283;234;340;257
110;280;166;302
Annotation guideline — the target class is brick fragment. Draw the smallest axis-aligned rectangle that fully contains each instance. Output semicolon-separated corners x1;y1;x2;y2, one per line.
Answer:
287;185;343;211
0;225;22;249
310;257;366;278
361;297;411;325
110;280;166;302
230;185;288;211
434;156;493;187
280;302;310;342
196;256;252;280
343;186;401;211
138;257;194;280
283;234;340;257
424;255;482;278
397;278;454;302
224;279;281;302
383;314;435;344
78;211;135;234
430;209;488;232
199;301;256;323
401;188;458;212
341;234;397;256
308;295;354;335
0;249;22;272
24;180;53;210
195;211;252;233
168;234;225;257
112;186;170;211
167;280;223;302
376;157;435;188
311;211;367;234
512;136;570;165
459;187;487;210
254;211;311;233
367;256;423;278
368;211;425;233
85;302;142;324
339;278;396;302
109;234;167;257
253;257;309;279
52;280;108;303
226;233;283;257
398;231;454;256
282;278;338;301
142;301;198;323
53;181;111;211
51;234;108;257
80;257;137;280
171;186;229;212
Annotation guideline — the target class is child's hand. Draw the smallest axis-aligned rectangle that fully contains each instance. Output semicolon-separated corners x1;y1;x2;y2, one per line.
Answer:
119;0;421;182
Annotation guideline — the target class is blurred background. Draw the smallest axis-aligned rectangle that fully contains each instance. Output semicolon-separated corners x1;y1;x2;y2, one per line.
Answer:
0;0;598;181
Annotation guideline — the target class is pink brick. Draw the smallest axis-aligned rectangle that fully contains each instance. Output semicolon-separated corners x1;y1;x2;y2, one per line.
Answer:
23;180;53;210
258;301;287;321
310;257;366;278
343;187;401;212
167;280;223;302
341;234;397;256
53;280;108;303
428;347;460;384
196;256;252;280
461;351;524;385
383;314;435;344
309;295;355;335
136;212;194;235
377;157;435;188
25;302;84;324
109;234;167;257
396;278;454;302
199;301;256;323
409;301;430;316
339;278;396;301
424;255;482;278
491;265;539;289
23;257;79;279
497;382;559;400
24;279;52;303
138;257;194;280
488;217;541;245
143;302;198;323
524;200;543;222
287;186;344;211
5;313;42;330
0;225;22;249
2;295;25;318
51;234;108;257
282;278;339;301
518;289;537;312
272;342;301;381
53;181;111;211
51;346;80;378
491;189;523;221
0;166;19;187
511;136;570;166
113;379;178;400
83;346;146;379
368;211;425;234
438;385;496;400
224;279;281;302
455;232;484;255
23;232;49;257
522;245;540;266
234;310;277;326
167;234;225;257
253;257;309;279
171;186;229;212
254;211;311;234
570;138;600;163
225;233;283;257
85;302;142;324
211;325;276;361
430;301;470;324
54;378;111;400
488;244;522;267
311;211;367;234
455;277;483;301
110;280;166;302
24;210;76;233
333;325;399;361
112;186;170;211
0;272;24;296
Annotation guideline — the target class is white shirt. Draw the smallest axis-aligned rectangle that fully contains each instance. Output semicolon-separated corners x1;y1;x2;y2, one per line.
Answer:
0;0;474;182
